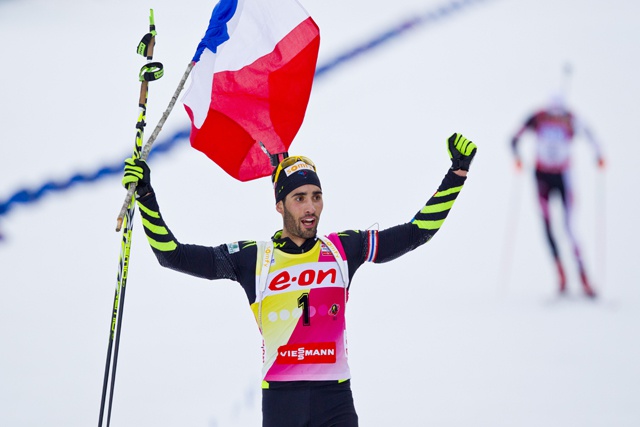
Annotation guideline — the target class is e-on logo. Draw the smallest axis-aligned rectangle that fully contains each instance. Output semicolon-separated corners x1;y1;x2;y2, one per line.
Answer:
268;268;337;291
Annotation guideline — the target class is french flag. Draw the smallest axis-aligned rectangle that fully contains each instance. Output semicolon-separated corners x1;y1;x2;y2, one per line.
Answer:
182;0;320;181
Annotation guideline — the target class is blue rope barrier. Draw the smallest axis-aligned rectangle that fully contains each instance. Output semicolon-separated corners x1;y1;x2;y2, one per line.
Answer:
0;129;190;217
0;0;485;223
315;0;486;78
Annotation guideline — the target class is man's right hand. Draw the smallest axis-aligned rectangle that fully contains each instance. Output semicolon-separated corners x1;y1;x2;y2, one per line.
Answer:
122;157;152;196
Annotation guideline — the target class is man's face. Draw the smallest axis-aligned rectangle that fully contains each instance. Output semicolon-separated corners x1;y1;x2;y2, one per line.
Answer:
276;184;323;244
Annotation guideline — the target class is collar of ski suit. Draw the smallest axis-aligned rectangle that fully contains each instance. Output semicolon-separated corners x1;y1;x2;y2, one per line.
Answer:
270;230;318;254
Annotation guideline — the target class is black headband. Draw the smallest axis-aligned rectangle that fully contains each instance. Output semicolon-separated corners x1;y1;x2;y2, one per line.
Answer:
273;160;321;203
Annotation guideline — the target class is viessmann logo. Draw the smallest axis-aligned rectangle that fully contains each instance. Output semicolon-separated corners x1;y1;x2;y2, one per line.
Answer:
277;342;337;364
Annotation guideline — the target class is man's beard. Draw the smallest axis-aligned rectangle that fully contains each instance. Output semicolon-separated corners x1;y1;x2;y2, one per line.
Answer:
283;206;318;241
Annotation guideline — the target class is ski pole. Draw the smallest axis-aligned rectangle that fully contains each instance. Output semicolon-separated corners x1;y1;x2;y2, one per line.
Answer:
595;165;606;292
497;164;524;294
98;10;163;427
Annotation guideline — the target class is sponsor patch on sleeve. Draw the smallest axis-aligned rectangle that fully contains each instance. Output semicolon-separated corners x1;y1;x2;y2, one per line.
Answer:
226;242;240;254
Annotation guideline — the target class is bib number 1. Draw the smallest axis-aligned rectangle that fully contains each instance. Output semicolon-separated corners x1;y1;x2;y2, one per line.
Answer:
297;293;310;326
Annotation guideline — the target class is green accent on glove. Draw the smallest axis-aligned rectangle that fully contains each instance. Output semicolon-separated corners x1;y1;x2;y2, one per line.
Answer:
447;133;477;171
122;157;152;196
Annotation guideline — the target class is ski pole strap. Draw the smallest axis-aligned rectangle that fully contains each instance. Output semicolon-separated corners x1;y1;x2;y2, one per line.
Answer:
136;32;157;57
139;62;164;82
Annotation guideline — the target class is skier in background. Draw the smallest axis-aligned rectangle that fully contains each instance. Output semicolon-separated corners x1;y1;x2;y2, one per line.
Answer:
511;94;605;298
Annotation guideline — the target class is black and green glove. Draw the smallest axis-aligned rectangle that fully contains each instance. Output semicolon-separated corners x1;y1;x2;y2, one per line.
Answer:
447;133;477;171
122;157;152;197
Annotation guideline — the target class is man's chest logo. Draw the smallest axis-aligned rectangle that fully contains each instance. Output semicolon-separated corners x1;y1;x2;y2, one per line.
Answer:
269;267;338;291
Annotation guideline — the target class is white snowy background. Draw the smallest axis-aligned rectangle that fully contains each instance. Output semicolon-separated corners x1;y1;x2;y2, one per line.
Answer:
1;0;639;426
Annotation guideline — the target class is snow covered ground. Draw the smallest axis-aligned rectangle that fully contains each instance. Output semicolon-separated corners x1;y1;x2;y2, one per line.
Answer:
1;0;639;426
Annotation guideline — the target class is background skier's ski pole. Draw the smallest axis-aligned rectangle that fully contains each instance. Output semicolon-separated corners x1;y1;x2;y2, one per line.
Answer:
99;10;163;427
595;164;606;293
498;165;524;294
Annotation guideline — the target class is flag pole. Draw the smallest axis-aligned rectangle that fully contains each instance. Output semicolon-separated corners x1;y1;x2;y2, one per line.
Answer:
115;61;194;232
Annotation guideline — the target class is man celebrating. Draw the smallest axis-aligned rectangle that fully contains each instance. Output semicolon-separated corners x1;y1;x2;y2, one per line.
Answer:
122;133;477;426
